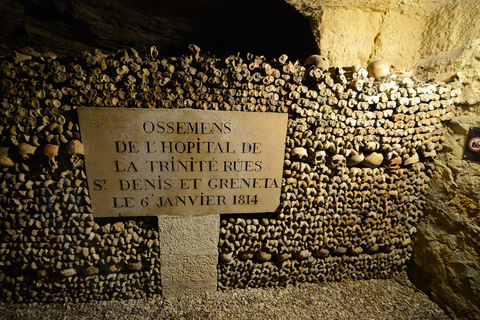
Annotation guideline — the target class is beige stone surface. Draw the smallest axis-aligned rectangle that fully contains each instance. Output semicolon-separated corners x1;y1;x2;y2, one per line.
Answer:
371;10;424;69
161;280;217;298
407;41;480;320
410;149;480;319
161;254;218;282
313;8;428;68
158;215;220;298
158;215;219;255
78;107;287;217
287;0;480;69
419;0;480;59
313;9;384;66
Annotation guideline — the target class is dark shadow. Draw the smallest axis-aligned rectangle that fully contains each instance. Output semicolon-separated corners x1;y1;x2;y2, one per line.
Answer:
1;0;317;61
192;0;317;61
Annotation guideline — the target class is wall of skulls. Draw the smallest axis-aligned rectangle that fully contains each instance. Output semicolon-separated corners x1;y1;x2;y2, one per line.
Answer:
0;45;459;302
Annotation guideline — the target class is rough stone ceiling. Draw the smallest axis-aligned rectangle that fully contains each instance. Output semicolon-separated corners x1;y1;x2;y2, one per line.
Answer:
0;0;317;61
286;0;445;15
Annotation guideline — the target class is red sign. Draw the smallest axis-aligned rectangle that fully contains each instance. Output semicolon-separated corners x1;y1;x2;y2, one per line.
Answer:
464;127;480;162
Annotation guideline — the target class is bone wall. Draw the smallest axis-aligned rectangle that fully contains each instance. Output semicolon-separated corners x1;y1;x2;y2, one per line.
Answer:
0;45;459;302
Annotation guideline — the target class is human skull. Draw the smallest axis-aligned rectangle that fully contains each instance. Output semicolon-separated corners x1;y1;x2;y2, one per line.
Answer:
304;55;329;71
366;59;391;79
65;139;84;167
291;147;308;160
42;144;59;169
313;150;326;166
330;154;346;170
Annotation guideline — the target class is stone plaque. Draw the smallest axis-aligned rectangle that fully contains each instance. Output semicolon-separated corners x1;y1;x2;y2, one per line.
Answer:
77;107;288;217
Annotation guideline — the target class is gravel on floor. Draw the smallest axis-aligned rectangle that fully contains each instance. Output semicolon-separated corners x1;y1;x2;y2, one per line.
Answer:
0;272;449;320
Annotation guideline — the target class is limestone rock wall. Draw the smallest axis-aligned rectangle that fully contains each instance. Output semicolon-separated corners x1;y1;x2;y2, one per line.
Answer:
287;0;480;69
408;40;480;320
0;45;457;302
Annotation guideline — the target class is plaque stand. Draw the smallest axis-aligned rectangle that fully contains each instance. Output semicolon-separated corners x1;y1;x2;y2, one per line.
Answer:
157;215;220;297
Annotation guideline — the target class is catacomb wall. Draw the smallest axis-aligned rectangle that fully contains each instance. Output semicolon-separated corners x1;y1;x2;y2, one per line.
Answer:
407;40;480;320
0;45;459;302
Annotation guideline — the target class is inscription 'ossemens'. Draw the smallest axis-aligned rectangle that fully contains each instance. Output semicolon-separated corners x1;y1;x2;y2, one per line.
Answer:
78;108;288;217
